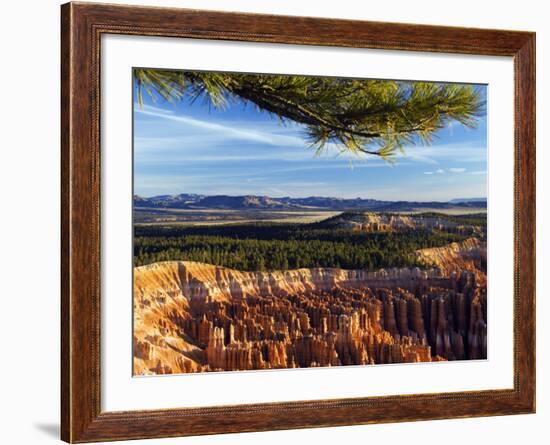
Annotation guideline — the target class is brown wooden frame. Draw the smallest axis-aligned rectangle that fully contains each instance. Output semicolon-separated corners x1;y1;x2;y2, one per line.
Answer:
61;2;536;442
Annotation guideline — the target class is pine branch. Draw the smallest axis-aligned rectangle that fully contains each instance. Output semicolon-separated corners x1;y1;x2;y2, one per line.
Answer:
133;69;484;160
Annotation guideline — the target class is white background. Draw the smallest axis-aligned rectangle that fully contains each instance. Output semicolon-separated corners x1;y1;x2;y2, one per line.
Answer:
0;0;546;444
102;35;514;411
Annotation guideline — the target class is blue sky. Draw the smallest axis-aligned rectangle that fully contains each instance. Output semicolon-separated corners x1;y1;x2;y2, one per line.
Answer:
133;76;487;201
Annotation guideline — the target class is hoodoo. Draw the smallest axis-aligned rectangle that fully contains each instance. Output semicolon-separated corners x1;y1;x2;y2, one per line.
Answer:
133;238;487;375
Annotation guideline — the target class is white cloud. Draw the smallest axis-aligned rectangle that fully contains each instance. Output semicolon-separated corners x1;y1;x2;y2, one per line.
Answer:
140;104;174;114
397;141;487;164
424;168;468;175
135;105;304;147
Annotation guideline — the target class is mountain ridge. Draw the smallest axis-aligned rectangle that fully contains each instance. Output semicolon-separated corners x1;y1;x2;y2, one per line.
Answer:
134;193;487;211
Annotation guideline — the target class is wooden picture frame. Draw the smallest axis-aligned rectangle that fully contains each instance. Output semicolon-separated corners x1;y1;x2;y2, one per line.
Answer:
61;2;535;442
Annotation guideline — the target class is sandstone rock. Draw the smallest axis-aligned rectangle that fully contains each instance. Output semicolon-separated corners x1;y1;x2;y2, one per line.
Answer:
133;259;487;375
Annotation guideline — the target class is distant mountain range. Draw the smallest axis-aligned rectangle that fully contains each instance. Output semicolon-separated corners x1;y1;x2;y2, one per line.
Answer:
134;194;487;212
448;198;487;204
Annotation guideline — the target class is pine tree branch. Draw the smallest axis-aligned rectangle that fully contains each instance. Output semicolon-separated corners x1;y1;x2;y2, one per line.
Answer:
134;69;483;160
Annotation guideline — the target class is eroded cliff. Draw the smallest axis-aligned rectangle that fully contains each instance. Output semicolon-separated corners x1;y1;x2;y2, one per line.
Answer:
415;237;487;284
134;238;487;375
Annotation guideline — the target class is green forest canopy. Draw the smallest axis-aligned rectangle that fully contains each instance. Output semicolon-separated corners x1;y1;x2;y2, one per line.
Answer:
134;69;485;161
134;223;469;271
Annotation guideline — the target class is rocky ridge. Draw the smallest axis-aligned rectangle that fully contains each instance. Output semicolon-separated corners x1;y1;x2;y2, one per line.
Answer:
325;212;482;235
134;193;487;211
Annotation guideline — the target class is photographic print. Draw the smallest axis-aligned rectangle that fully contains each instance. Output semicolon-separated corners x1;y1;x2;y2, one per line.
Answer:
132;69;488;376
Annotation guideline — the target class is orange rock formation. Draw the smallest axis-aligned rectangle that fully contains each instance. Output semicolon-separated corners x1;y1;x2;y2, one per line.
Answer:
415;237;487;285
133;239;487;375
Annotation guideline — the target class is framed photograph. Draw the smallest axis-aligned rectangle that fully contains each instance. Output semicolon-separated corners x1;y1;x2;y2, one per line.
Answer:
61;2;535;442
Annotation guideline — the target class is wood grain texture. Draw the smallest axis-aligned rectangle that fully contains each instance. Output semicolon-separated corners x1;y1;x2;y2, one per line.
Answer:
60;2;536;442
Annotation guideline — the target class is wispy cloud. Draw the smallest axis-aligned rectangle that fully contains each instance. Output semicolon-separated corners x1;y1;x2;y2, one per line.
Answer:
140;104;173;114
397;142;487;164
135;105;304;147
424;167;468;175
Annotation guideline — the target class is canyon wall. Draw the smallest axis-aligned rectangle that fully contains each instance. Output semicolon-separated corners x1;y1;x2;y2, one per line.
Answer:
133;239;487;375
415;237;487;285
134;260;448;304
